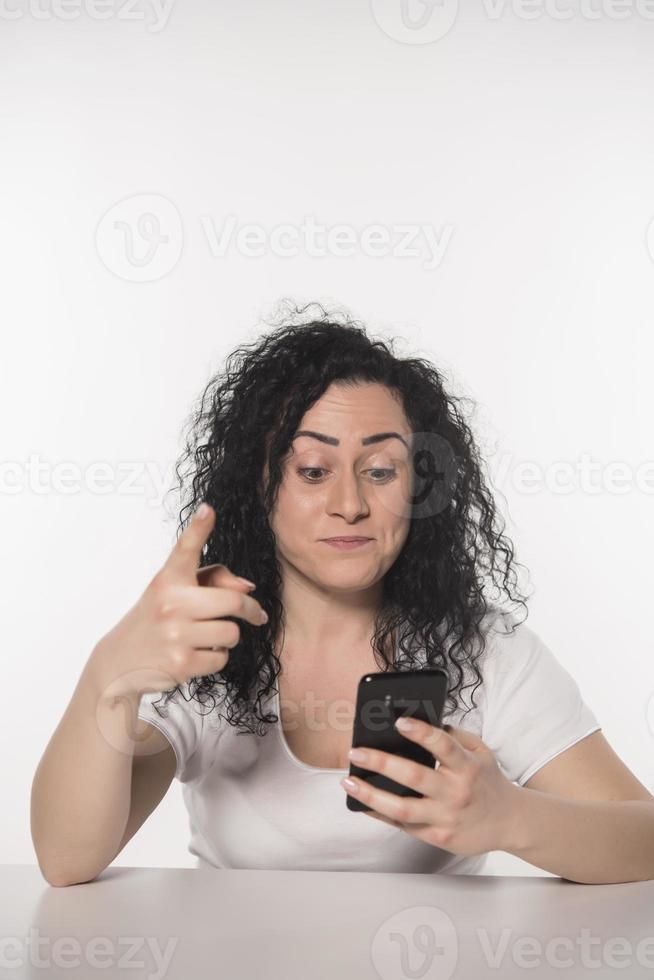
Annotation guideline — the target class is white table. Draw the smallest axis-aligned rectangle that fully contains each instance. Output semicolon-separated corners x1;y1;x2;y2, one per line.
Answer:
1;864;653;979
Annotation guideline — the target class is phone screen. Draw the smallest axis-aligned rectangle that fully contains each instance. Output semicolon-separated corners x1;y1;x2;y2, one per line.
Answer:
346;668;448;813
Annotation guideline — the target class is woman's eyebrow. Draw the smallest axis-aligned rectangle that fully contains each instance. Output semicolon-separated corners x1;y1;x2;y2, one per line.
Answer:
293;430;409;448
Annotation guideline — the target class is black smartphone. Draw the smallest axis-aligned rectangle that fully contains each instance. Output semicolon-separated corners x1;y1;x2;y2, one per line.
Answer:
346;668;449;813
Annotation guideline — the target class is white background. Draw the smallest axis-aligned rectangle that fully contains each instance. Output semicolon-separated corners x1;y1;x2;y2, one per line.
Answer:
2;0;653;877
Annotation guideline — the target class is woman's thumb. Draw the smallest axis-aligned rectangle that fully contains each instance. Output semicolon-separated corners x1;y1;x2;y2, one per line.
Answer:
196;563;256;591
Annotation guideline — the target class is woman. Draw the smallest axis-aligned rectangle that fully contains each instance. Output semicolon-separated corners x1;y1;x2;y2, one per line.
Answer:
32;302;654;886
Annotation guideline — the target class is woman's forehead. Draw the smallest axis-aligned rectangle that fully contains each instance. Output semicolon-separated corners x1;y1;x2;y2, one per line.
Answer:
299;383;408;430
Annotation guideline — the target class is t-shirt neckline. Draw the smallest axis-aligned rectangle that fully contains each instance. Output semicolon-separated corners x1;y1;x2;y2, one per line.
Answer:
273;685;350;774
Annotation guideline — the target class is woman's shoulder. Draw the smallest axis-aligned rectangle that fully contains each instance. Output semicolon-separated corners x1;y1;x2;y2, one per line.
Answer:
475;606;555;682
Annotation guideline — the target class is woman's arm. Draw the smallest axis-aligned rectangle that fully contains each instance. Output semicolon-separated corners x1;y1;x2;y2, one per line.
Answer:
505;788;654;884
30;647;175;887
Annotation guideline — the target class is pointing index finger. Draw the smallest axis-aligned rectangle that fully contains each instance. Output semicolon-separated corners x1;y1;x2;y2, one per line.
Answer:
163;502;215;580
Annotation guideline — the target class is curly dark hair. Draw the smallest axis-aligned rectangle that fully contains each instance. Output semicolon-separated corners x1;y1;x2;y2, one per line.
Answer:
151;300;531;733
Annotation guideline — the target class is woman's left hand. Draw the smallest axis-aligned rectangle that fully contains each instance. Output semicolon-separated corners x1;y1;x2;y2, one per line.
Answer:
341;718;523;857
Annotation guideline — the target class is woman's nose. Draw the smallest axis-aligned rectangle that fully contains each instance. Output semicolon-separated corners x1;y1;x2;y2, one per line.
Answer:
326;473;370;519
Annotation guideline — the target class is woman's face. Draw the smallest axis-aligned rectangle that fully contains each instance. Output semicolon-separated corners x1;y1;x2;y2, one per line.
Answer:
268;382;413;595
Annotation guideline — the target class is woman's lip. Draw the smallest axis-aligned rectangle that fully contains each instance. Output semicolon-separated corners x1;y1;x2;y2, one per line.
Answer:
321;538;373;550
321;537;373;542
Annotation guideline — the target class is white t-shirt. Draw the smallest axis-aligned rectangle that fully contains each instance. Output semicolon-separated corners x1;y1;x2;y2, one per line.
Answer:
137;611;601;875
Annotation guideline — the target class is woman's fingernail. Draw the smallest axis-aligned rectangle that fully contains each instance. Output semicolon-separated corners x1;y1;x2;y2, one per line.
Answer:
236;577;256;588
395;716;415;731
341;777;358;792
195;502;210;520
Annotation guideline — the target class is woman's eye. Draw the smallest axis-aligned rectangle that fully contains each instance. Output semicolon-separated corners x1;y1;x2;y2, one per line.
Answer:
297;468;396;483
298;468;325;482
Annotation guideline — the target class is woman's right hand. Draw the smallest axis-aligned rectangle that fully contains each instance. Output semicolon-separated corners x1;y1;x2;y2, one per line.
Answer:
87;503;268;702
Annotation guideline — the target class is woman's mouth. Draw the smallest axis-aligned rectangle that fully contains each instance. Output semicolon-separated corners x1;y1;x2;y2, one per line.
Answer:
320;537;373;549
